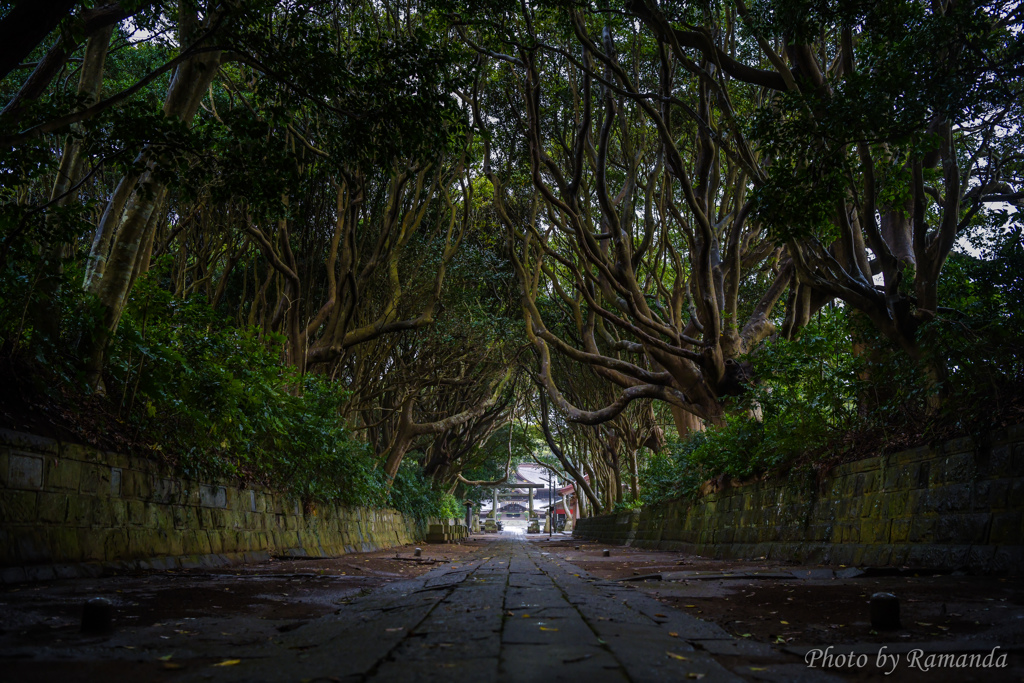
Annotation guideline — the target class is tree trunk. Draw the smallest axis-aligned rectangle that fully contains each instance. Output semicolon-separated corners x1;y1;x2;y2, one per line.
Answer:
81;37;222;388
383;370;511;480
628;448;639;501
671;405;705;439
79;1;221;389
0;0;78;83
2;3;138;121
84;168;141;290
538;391;604;512
32;25;113;345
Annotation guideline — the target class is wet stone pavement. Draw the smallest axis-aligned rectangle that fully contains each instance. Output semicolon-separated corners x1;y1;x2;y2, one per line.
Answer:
3;534;1021;682
269;534;751;683
2;534;843;682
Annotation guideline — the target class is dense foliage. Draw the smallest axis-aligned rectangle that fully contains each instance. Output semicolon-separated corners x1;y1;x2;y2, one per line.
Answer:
0;0;1020;515
641;225;1024;504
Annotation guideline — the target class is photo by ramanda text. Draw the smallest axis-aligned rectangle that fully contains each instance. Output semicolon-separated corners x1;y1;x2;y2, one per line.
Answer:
805;645;1009;675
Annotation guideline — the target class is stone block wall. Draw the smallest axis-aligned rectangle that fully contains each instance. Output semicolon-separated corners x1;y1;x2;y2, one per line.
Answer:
575;425;1024;572
0;429;419;582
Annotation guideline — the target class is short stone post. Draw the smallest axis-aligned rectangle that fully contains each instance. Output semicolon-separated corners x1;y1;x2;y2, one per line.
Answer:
81;597;114;634
870;593;901;630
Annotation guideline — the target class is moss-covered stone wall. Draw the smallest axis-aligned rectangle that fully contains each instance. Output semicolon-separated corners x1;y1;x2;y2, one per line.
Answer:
574;426;1024;572
0;429;418;582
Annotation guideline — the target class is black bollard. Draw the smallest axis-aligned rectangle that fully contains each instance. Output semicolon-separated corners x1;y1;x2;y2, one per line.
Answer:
414;547;422;557
870;592;901;630
602;549;611;557
81;597;114;634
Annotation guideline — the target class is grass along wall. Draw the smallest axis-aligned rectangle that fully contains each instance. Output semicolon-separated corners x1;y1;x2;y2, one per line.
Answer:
0;429;418;582
574;425;1024;573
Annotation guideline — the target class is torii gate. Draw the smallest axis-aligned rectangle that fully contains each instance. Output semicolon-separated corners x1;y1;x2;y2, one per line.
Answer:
467;482;548;530
484;482;546;516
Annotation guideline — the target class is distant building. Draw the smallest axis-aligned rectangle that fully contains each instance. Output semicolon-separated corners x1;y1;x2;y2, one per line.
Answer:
498;502;528;517
479;463;562;518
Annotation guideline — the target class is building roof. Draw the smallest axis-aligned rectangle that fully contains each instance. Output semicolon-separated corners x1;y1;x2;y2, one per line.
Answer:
558;475;588;495
514;463;558;489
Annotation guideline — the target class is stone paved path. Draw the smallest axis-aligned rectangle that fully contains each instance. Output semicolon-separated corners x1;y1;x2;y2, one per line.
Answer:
196;534;838;683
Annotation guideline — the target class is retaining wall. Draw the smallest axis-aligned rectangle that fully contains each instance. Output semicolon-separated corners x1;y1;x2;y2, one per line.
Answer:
574;425;1024;572
0;429;419;582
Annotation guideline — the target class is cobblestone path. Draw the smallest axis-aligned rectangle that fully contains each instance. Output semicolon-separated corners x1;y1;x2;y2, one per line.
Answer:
200;535;832;683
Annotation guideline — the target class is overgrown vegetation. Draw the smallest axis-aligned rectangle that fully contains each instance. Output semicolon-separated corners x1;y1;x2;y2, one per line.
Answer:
1;257;464;522
641;227;1024;505
0;0;1020;518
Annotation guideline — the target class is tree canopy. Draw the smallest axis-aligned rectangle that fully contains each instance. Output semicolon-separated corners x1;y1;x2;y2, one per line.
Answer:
1;0;1021;515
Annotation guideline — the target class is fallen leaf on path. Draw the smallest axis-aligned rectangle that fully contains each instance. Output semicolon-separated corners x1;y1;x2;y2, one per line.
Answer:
780;620;789;625
158;655;174;661
655;613;667;617
666;652;689;660
668;632;679;637
750;667;769;671
162;663;183;670
539;627;559;631
212;659;241;667
686;674;705;680
385;627;404;632
916;622;933;627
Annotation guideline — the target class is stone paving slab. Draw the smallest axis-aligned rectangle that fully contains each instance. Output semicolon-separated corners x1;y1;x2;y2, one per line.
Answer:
501;641;628;678
502;614;594;644
696;638;789;658
370;655;498;682
389;630;501;661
